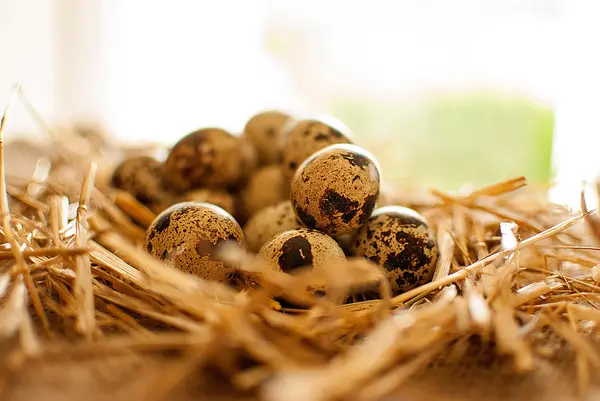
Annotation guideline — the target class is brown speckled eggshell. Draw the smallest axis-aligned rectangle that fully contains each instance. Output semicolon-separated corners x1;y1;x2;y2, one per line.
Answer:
243;111;291;166
352;206;438;295
291;144;381;236
257;228;346;274
176;188;236;216
282;118;353;181
111;155;167;206
241;165;288;217
163;128;249;192
243;201;302;253
144;202;245;282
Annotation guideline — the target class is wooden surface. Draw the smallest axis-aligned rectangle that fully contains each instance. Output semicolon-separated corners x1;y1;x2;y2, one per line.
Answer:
0;350;591;401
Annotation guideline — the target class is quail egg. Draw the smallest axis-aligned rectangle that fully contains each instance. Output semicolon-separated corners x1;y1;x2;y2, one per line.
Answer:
241;165;288;217
291;144;380;236
111;155;167;206
243;201;302;253
144;202;245;281
163;128;251;192
257;228;346;274
282;117;353;181
243;110;292;166
352;206;438;295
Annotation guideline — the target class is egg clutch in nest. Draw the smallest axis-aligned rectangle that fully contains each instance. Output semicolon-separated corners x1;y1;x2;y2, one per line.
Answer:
6;105;600;401
110;112;439;301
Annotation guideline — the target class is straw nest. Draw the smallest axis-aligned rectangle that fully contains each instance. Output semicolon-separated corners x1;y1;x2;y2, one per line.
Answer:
2;88;600;401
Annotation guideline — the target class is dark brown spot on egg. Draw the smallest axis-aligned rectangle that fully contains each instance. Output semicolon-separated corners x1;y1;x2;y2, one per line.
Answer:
383;235;430;271
400;230;435;263
380;230;392;246
341;152;371;169
368;254;380;264
341;211;356;224
395;270;418;289
278;235;314;273
295;206;317;228
154;212;171;233
359;194;378;224
319;189;359;222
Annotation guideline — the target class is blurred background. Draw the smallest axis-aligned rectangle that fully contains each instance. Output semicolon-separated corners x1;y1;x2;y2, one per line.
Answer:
1;0;599;207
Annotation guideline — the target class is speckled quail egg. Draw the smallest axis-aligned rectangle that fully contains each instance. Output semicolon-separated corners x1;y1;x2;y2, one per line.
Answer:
243;201;302;253
243;110;292;166
257;228;346;275
291;144;381;236
352;206;438;295
176;188;236;216
241;165;288;217
163;128;253;192
111;155;168;206
144;202;245;281
282;117;353;181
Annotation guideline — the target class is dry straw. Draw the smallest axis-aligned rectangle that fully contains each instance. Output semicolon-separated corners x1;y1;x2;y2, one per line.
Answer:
1;87;600;400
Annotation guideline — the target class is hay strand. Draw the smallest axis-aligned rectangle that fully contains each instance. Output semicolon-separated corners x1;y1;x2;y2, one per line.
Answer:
74;162;97;338
0;85;50;337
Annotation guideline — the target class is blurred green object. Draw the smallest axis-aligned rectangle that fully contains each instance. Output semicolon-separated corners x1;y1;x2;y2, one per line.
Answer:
330;92;554;192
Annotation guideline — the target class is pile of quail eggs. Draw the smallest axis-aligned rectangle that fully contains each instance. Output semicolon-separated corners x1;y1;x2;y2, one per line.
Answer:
111;111;439;297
